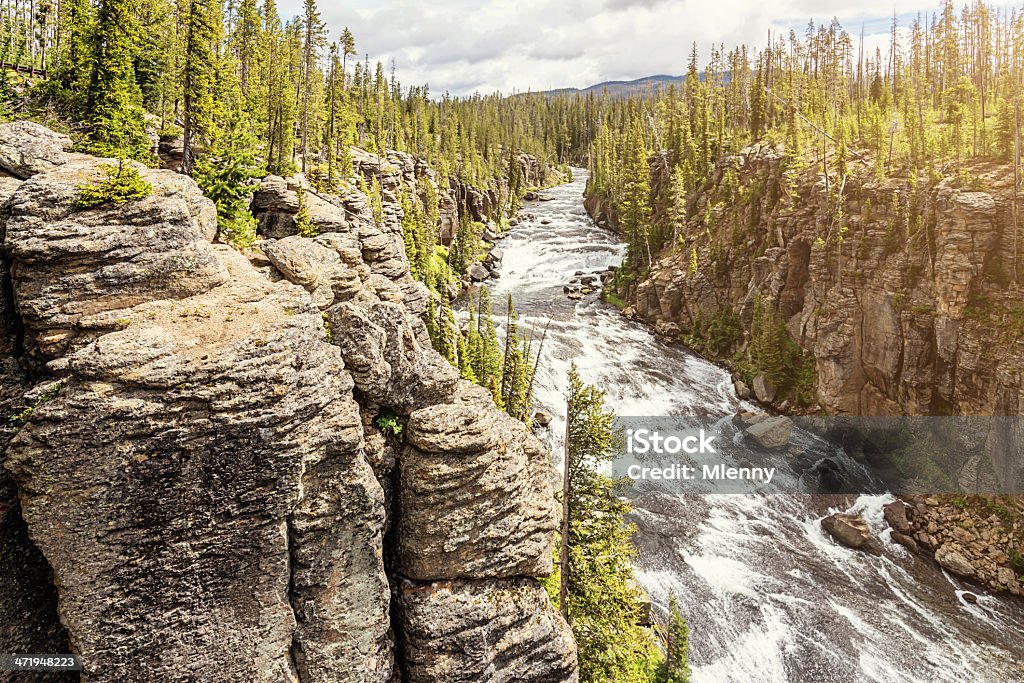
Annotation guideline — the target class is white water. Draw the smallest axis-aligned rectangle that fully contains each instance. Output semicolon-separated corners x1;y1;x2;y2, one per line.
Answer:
485;169;1024;682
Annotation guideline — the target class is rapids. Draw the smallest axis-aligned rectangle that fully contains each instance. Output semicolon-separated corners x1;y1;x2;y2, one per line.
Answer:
484;169;1024;683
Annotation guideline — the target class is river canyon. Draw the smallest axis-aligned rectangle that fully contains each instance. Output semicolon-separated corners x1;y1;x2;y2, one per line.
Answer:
489;169;1024;683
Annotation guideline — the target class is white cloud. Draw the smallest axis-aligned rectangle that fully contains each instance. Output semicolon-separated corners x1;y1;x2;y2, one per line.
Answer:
277;0;946;96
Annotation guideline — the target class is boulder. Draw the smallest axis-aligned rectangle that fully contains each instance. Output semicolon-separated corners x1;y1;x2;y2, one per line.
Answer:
752;374;777;403
262;235;364;308
883;500;912;534
821;513;883;555
655;321;680;338
327;300;460;413
468;262;490;282
734;380;752;400
745;416;793;449
935;544;976;578
397;578;577;683
997;567;1018;592
891;532;919;553
0;121;72;178
533;410;553;427
158;135;185;170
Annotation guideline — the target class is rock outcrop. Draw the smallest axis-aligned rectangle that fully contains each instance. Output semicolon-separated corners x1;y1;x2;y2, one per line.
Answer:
253;147;560;279
605;143;1024;490
0;123;576;681
6;155;224;361
398;578;577;683
0;121;72;179
399;384;558;580
821;512;883;555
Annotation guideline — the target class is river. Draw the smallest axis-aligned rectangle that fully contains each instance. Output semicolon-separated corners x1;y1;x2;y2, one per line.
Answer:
484;168;1024;683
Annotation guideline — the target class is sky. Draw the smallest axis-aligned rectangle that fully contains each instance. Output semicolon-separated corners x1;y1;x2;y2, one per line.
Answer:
276;0;960;96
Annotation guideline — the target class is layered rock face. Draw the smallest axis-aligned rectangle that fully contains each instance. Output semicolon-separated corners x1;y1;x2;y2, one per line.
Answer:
621;144;1024;425
594;144;1024;592
0;124;576;682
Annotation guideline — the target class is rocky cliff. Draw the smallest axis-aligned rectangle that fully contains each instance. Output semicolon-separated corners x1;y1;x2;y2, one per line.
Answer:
614;144;1023;425
0;122;577;682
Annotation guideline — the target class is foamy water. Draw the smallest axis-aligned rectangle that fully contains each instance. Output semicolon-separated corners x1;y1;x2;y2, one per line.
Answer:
482;169;1024;682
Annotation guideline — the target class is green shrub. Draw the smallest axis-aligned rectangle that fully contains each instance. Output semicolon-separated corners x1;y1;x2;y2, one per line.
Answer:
1009;548;1024;575
75;159;153;209
374;409;403;438
295;187;317;238
602;290;627;309
682;309;743;357
193;132;265;250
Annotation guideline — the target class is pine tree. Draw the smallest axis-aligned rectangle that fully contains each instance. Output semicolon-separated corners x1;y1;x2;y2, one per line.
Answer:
193;126;265;249
299;0;325;173
180;0;222;174
556;364;660;683
51;0;94;105
433;293;459;366
340;27;355;86
621;107;652;273
659;596;691;683
500;294;534;421
84;0;151;158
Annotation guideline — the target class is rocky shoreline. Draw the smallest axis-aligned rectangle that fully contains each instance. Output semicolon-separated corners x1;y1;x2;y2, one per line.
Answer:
818;495;1024;599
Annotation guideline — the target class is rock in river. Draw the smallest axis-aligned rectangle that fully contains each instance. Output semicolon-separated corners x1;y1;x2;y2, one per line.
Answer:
821;513;883;555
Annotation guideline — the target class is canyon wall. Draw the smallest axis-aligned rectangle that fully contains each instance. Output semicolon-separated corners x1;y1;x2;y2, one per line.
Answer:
0;123;576;682
595;144;1023;490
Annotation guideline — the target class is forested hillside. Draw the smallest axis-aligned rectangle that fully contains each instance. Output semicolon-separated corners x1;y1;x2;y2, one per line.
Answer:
0;0;589;229
581;2;1024;416
587;2;1024;274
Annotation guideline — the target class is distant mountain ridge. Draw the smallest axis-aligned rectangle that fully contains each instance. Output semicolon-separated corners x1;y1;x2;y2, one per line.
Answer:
545;74;686;98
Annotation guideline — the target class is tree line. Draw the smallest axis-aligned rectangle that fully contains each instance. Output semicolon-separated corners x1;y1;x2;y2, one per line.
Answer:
586;1;1024;282
0;0;585;186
